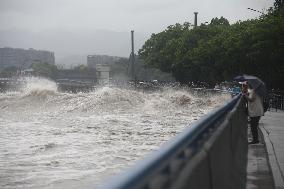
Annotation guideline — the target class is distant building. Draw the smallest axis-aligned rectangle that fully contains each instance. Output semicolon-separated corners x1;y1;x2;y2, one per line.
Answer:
87;54;121;69
96;64;110;85
0;47;55;70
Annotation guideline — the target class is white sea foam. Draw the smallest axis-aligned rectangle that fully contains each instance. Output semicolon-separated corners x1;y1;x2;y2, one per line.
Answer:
0;81;230;189
21;77;58;96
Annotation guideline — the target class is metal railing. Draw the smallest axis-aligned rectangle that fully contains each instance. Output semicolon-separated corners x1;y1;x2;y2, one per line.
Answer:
265;93;284;111
99;94;248;189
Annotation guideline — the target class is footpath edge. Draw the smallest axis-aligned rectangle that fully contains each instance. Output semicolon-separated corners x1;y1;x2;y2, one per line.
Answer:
260;125;284;189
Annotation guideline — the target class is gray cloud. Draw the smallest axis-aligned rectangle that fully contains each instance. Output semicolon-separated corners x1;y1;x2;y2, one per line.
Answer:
0;0;275;60
0;0;274;31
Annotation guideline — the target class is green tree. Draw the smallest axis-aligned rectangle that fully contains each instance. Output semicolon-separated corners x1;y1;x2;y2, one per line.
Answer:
32;63;58;78
274;0;284;11
73;64;89;71
0;66;18;77
138;0;284;89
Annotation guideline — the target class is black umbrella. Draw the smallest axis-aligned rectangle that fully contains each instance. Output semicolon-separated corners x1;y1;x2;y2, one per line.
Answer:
234;74;266;97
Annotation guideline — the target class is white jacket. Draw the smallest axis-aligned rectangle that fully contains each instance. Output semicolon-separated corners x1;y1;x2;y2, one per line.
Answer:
247;89;264;117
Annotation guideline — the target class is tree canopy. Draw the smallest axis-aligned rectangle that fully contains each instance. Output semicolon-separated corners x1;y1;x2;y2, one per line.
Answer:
139;2;284;89
32;62;58;78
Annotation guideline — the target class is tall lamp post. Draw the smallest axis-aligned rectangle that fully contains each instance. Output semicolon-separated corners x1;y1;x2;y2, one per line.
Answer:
247;8;265;15
130;30;135;81
194;12;198;27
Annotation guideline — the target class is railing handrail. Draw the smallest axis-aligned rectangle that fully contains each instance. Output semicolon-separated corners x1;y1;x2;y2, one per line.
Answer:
99;94;241;189
265;92;284;111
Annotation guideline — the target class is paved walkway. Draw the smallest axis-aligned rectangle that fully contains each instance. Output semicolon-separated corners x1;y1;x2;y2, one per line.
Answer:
260;110;284;189
246;129;274;189
246;110;284;189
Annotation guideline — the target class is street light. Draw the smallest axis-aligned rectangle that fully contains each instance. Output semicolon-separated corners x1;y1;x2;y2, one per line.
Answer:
247;8;265;15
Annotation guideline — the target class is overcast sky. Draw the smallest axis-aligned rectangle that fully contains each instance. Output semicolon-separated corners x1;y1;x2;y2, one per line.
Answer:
0;0;275;61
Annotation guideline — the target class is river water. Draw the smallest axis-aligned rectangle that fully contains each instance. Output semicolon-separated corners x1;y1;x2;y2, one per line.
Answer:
0;78;230;189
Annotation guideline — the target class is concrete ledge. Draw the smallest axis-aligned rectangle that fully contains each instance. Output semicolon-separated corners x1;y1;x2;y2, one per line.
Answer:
260;125;284;189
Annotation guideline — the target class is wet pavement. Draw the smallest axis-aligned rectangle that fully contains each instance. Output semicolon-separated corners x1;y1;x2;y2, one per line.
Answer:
246;130;274;189
260;110;284;189
246;110;284;189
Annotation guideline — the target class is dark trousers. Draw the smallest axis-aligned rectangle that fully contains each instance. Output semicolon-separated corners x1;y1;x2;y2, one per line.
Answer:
250;116;261;142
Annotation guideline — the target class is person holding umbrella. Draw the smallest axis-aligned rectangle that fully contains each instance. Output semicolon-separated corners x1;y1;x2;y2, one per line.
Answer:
234;75;266;144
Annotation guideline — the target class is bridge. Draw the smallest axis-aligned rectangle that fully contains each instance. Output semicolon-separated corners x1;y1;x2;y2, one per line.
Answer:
56;79;95;92
98;94;284;189
0;78;96;92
